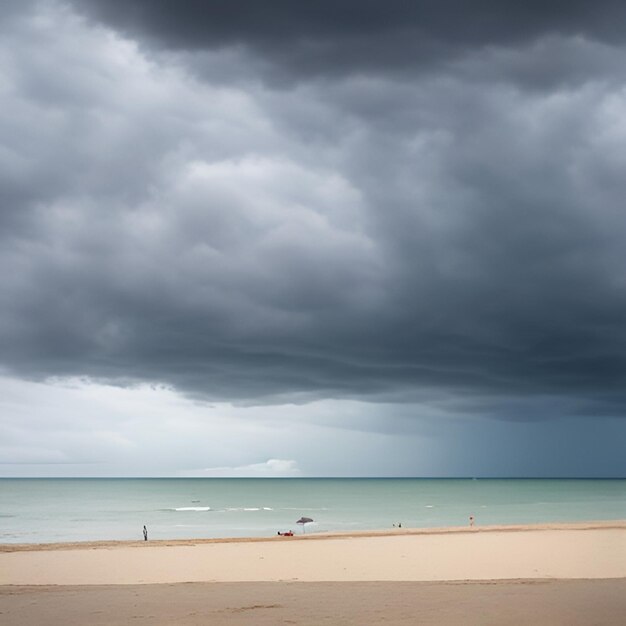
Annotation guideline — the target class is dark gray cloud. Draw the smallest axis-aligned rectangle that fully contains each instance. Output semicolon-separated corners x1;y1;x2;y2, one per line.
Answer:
72;0;626;83
2;0;626;432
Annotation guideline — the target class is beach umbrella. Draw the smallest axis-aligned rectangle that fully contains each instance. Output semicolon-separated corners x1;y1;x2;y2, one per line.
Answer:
296;517;313;533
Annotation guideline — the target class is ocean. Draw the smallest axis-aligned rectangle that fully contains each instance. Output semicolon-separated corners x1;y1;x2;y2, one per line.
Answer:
1;478;624;544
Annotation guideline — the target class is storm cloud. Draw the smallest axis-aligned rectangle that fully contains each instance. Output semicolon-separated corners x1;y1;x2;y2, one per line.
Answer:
72;0;626;82
2;1;626;476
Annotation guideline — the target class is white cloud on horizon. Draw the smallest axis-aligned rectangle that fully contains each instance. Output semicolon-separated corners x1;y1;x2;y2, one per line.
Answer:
179;458;301;477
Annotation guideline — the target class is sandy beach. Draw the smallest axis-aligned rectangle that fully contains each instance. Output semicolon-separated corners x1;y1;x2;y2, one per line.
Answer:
2;522;625;624
2;580;626;626
2;522;625;584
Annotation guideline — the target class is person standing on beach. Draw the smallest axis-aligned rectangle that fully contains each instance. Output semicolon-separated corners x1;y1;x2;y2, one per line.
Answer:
143;525;148;541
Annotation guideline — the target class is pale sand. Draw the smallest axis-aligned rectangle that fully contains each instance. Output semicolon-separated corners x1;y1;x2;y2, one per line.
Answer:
1;522;625;585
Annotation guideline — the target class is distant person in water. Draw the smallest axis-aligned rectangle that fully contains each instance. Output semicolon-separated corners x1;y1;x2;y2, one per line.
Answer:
143;525;148;541
469;516;474;527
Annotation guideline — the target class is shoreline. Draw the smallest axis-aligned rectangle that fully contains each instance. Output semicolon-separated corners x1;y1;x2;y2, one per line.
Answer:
2;521;625;585
2;519;625;552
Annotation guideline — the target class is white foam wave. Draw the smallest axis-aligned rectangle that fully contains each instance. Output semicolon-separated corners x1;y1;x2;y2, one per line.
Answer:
174;506;211;512
224;507;273;512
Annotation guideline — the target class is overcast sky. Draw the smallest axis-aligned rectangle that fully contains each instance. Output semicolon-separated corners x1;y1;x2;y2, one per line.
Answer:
1;0;626;477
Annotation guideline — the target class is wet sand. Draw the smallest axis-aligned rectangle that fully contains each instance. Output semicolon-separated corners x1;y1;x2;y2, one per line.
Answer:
2;580;626;625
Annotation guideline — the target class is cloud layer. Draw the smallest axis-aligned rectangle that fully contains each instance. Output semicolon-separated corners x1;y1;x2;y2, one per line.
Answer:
2;0;626;477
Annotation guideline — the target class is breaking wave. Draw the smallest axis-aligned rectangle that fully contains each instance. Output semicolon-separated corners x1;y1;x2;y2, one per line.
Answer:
173;506;211;512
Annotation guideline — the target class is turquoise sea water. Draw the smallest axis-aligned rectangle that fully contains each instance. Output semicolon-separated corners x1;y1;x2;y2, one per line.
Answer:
0;478;624;544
